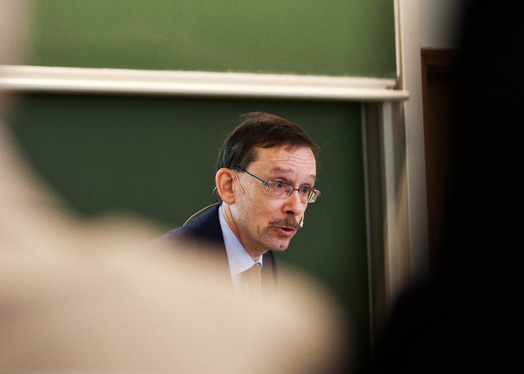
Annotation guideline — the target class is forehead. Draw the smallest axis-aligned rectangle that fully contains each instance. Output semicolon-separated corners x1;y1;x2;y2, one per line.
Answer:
250;145;317;177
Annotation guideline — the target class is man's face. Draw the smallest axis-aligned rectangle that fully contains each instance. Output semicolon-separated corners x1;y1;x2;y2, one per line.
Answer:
230;144;317;257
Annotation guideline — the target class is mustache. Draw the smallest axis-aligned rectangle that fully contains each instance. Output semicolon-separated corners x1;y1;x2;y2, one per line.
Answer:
269;218;301;230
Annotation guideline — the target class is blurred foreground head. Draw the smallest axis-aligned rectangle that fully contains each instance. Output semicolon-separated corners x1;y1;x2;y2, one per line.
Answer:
0;0;26;66
1;244;348;373
0;1;348;373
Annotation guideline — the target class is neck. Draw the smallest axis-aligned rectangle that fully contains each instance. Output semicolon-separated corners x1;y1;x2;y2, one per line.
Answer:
222;203;265;261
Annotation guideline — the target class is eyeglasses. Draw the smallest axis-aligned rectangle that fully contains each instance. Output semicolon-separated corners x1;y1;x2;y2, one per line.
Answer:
233;168;321;203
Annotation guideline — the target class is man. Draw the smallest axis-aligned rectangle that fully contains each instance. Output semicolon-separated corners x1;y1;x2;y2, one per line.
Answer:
153;112;320;294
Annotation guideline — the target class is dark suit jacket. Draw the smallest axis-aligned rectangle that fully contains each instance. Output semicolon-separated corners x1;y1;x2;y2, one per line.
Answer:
152;205;277;289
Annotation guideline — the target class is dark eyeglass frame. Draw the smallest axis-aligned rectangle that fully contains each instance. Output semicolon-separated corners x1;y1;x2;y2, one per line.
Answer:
232;167;321;203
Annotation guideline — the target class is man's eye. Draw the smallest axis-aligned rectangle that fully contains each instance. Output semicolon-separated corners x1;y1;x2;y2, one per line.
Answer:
299;187;311;194
273;181;286;189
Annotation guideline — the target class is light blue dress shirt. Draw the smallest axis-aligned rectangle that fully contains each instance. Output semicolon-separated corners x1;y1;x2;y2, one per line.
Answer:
218;205;263;292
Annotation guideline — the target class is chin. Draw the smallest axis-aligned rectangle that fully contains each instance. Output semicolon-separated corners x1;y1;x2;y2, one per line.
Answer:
270;242;291;252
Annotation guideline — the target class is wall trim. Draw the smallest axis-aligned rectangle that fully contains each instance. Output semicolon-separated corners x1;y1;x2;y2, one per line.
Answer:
396;0;429;288
0;65;409;101
366;0;429;348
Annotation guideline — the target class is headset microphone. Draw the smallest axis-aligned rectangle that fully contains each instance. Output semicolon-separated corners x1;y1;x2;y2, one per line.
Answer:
299;217;304;228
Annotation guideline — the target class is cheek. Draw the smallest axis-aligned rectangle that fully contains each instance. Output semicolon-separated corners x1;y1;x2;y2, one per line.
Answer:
258;200;286;224
237;193;263;225
239;187;286;223
241;196;278;226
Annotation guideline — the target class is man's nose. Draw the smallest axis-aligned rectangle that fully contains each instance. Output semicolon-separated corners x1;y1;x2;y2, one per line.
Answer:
284;189;307;216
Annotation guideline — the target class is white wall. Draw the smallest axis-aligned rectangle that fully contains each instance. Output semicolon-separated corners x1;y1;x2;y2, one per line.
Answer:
419;0;471;49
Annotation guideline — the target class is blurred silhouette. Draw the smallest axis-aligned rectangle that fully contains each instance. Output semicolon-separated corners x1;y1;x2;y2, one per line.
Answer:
0;1;348;372
364;0;524;372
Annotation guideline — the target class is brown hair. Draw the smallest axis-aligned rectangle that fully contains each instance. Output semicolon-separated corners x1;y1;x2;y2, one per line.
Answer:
216;112;319;171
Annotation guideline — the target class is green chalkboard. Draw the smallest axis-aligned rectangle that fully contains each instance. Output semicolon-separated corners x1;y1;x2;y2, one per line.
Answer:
22;0;396;78
9;94;369;361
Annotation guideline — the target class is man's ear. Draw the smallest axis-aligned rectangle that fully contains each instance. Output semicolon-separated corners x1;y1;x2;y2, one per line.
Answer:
215;168;236;204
